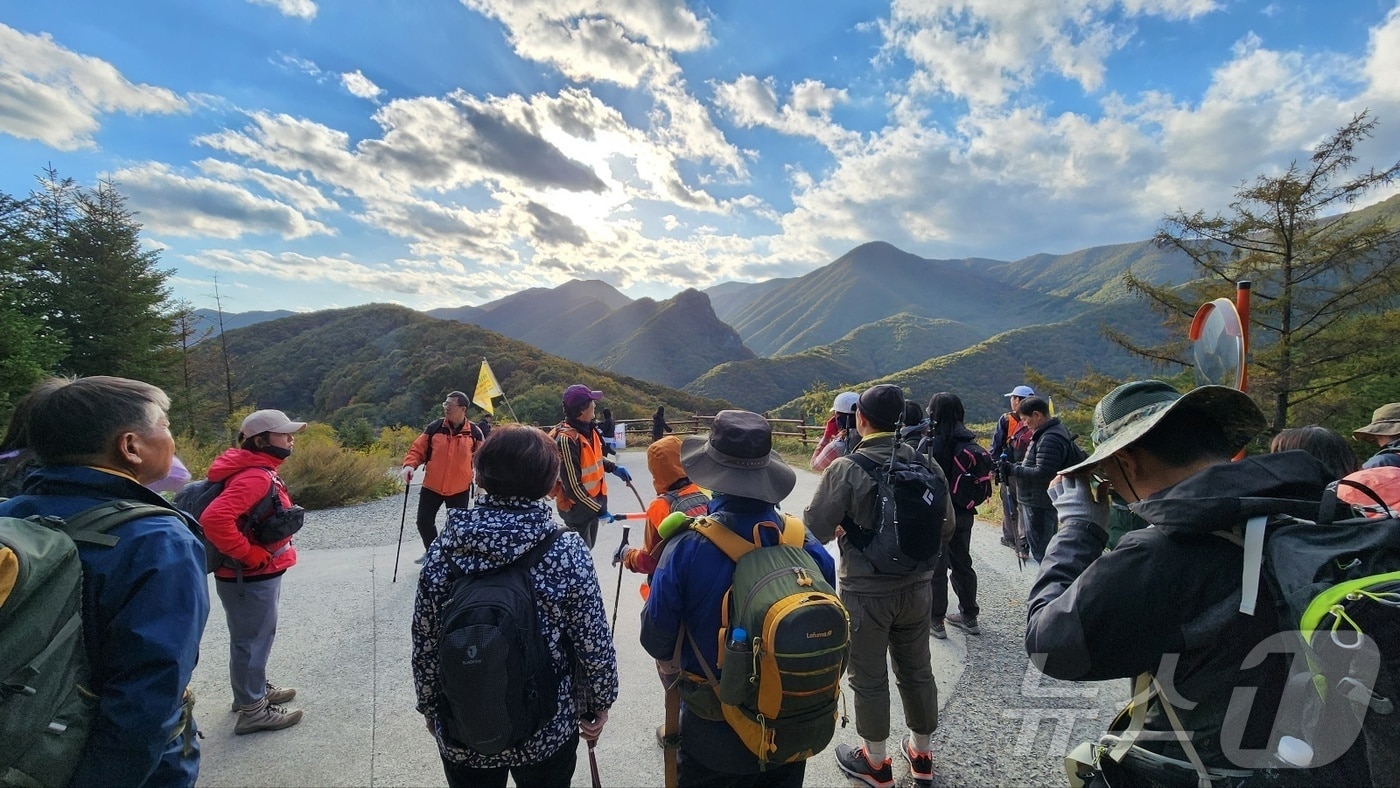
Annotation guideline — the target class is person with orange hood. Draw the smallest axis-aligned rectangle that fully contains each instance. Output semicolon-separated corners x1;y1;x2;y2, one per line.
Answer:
617;435;709;576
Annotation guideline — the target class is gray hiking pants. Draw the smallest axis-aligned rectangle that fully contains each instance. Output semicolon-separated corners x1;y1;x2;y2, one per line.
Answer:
217;574;283;708
842;582;939;741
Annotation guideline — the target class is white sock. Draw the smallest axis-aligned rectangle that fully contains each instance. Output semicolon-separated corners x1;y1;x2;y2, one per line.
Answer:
911;733;932;752
864;740;887;763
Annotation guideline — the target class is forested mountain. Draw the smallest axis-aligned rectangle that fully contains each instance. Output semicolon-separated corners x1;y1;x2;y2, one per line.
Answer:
592;289;754;388
192;308;298;337
191;303;732;430
444;278;632;340
685;313;982;412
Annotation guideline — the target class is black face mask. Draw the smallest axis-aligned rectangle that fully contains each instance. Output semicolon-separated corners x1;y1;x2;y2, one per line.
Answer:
260;444;292;460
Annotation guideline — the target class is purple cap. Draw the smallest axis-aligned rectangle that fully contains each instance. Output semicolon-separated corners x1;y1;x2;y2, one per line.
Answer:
563;384;604;410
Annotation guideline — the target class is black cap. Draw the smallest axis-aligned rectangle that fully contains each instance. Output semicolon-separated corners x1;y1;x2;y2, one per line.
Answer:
856;384;905;430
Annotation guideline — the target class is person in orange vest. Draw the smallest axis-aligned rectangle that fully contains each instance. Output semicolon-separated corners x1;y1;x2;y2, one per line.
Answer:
551;384;630;548
990;385;1034;558
617;435;709;577
402;391;484;562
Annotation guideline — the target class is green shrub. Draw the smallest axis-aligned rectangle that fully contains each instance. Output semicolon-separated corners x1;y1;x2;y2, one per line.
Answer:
279;440;399;509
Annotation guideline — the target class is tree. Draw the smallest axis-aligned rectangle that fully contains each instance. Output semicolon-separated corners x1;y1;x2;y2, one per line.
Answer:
1115;112;1400;430
0;193;65;413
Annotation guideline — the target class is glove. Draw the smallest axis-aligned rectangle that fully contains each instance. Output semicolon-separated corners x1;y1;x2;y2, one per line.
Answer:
242;546;273;572
612;544;634;567
599;509;615;523
401;466;415;484
613;465;632;483
579;709;609;742
998;459;1015;480
1049;474;1110;534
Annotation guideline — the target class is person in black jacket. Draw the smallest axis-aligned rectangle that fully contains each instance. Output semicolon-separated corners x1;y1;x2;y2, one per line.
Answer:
1002;396;1073;562
1025;380;1368;782
924;392;980;638
651;406;672;442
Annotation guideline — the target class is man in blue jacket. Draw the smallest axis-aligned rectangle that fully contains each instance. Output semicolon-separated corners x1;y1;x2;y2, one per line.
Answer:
641;409;835;787
0;376;209;787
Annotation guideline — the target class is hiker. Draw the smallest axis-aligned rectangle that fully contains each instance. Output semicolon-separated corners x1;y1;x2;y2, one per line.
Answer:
477;413;492;439
1026;380;1375;782
811;391;858;471
652;405;672;441
551;384;630;548
899;400;927;445
402;391;485;562
1001;395;1075;563
412;424;618;787
989;385;1033;555
923;392;981;639
0;376;209;786
1270;425;1359;481
618;435;709;577
805;385;954;788
1354;402;1400;469
599;407;617;455
0;376;65;497
202;409;308;734
641;409;837;787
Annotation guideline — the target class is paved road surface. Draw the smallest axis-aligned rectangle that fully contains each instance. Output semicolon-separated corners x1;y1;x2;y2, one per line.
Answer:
191;446;1125;787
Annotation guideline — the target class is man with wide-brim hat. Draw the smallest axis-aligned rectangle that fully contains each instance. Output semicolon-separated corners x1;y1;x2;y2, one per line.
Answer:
639;410;835;786
1354;402;1400;470
1025;380;1357;778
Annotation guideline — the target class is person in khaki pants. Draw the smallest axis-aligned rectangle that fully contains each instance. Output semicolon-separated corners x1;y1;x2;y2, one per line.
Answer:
805;385;956;788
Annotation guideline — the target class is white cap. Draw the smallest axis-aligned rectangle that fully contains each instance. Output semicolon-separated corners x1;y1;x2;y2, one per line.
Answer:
832;392;858;414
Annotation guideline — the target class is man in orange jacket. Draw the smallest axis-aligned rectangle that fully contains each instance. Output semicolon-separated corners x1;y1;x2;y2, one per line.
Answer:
402;391;484;560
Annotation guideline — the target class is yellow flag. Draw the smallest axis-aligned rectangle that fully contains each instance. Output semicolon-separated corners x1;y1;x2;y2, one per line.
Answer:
473;360;504;413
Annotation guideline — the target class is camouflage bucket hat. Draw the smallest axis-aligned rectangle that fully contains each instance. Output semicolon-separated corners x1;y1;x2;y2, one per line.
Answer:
1062;381;1266;475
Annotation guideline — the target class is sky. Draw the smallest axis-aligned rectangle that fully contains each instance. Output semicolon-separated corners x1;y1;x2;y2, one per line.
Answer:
2;1;1399;314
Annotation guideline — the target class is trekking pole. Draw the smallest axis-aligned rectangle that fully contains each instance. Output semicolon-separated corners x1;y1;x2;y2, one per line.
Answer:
611;526;630;632
624;479;646;510
392;479;411;583
583;713;603;788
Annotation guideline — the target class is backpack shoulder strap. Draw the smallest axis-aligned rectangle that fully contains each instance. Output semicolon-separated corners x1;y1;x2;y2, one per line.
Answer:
848;451;879;476
689;516;756;563
63;500;175;547
778;513;805;548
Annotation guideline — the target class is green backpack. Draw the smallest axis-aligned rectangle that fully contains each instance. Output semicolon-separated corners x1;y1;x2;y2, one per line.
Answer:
0;500;171;788
674;514;850;768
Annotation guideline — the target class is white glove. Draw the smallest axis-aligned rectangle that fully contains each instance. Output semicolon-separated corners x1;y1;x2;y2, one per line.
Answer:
1049;474;1110;533
401;466;415;484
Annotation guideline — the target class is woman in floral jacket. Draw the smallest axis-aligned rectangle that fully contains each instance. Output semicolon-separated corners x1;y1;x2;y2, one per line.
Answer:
412;424;619;788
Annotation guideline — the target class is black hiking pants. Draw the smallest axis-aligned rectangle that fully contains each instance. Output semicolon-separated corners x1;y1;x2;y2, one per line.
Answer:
416;487;472;550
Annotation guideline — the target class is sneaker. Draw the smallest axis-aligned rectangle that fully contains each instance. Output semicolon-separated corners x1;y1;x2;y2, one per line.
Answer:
930;618;947;640
235;699;304;735
835;744;894;788
901;733;934;786
231;682;297;711
413;553;427;565
947;612;981;635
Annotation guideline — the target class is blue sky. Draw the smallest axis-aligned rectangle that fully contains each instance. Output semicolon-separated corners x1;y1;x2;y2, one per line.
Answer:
2;0;1398;314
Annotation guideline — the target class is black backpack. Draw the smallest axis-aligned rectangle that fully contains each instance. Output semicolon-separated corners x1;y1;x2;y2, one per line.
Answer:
944;438;995;511
846;450;947;575
173;468;288;572
438;528;565;755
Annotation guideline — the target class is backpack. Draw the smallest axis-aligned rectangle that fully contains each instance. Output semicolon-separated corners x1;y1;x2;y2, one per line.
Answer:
1065;434;1089;468
421;418;480;464
846;450;948;574
0;501;174;787
946;438;995;511
438;528;566;755
173;468;285;572
676;514;849;767
1007;417;1032;462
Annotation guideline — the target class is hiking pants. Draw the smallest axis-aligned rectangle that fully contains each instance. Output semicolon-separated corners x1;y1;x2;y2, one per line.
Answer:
559;494;606;548
931;509;978;619
416;487;473;550
217;574;283;709
1021;504;1057;563
1000;478;1020;546
678;753;805;787
842;582;939;741
441;732;578;788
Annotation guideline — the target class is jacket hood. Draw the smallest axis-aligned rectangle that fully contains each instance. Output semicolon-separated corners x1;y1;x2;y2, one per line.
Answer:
437;495;558;575
208;447;283;481
1129;451;1332;532
647;435;688;494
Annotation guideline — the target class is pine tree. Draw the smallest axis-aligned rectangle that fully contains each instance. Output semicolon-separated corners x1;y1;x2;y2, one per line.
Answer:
0;193;65;412
1113;112;1400;430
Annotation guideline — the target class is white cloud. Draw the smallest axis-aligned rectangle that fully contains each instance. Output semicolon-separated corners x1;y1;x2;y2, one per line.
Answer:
111;162;334;239
247;0;317;20
194;158;339;214
1365;5;1400;102
340;70;385;101
714;75;859;153
0;24;186;150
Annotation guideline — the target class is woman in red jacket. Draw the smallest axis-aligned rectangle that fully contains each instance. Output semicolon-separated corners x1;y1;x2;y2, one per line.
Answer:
201;409;307;735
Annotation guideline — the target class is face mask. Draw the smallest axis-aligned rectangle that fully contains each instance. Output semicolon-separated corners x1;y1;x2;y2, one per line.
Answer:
261;444;292;460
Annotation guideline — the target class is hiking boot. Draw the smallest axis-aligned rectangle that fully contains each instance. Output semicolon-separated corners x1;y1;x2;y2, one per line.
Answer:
231;682;296;711
235;699;304;735
835;744;894;788
901;733;934;786
947;612;981;635
930;617;947;640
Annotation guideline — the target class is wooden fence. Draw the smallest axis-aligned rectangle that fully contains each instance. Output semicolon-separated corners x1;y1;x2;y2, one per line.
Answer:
613;415;825;447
